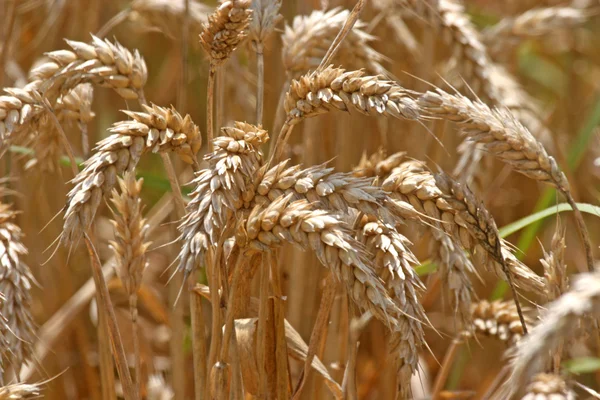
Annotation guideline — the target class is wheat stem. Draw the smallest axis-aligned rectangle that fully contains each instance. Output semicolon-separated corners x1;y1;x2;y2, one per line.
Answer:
191;286;207;400
129;294;140;400
431;337;463;400
256;43;264;125
84;233;134;400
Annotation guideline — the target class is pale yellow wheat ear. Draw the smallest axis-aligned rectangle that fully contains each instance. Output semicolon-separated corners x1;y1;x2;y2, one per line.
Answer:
249;0;282;48
382;160;543;329
0;382;41;399
482;6;591;56
521;373;575;400
418;88;595;273
356;215;428;397
500;271;600;399
146;374;174;400
129;0;212;41
541;223;568;302
177;122;268;277
0;202;35;377
282;8;386;79
109;172;150;396
61;104;201;247
200;0;253;68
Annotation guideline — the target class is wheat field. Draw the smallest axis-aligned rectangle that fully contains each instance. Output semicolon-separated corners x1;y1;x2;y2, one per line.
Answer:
1;0;600;398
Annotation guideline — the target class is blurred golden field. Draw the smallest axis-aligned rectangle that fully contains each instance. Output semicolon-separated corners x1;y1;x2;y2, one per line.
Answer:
1;0;600;399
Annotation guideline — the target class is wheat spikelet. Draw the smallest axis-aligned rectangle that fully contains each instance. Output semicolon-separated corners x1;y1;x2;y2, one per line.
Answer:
501;271;600;398
239;194;419;398
0;383;41;399
249;0;282;48
521;373;575;400
467;300;531;344
200;0;253;68
541;225;568;302
282;8;385;78
61;104;201;246
353;150;406;181
382;160;545;295
177;122;267;276
254;159;391;222
0;203;35;375
419;89;569;191
356;216;427;395
284;66;419;125
129;0;212;40
29;36;147;101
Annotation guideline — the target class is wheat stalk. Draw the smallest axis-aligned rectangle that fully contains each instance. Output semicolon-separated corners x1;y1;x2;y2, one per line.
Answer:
501;271;600;398
0;202;35;378
61;104;201;247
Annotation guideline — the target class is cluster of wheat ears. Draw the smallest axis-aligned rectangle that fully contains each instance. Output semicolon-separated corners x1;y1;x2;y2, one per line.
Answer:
0;0;600;398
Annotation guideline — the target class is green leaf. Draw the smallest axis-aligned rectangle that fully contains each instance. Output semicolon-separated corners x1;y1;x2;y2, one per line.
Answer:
564;357;600;374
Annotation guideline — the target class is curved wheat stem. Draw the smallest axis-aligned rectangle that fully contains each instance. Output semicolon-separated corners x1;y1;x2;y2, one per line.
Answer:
61;104;201;246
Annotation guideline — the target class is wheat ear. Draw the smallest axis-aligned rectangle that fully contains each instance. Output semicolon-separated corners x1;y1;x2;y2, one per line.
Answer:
109;171;151;399
177;122;268;277
419;89;594;273
501;271;600;398
282;8;386;79
61;104;201;246
466;300;532;345
0;202;35;377
129;0;212;41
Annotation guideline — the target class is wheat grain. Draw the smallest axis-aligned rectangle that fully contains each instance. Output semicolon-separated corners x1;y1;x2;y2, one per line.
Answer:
0;202;35;376
282;8;385;78
521;373;575;400
178;122;267;276
61;104;201;246
284;66;419;125
200;0;253;68
467;300;531;344
0;383;41;399
0;84;44;146
129;0;211;41
501;271;600;398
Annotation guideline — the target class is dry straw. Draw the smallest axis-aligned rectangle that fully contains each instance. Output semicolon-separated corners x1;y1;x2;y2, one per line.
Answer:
61;104;201;247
